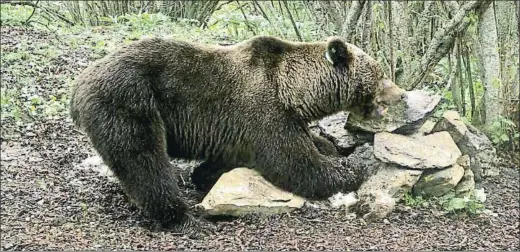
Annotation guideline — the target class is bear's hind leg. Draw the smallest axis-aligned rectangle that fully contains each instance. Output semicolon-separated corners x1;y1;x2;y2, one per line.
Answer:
83;105;201;235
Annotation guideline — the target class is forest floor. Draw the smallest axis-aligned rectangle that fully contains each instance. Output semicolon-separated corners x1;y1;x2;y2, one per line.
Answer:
1;24;519;251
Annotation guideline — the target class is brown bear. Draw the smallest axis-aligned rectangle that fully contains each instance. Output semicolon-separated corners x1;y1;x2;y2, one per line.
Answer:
69;35;405;235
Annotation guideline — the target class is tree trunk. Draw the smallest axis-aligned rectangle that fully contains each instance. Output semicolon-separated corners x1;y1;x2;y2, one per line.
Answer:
393;1;412;86
407;1;492;90
477;3;502;125
447;56;458;113
463;40;476;120
416;1;433;55
387;1;395;82
517;0;520;131
361;1;372;53
341;0;366;42
456;37;466;116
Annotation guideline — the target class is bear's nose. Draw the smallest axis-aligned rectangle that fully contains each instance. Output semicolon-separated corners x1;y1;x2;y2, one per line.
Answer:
401;93;407;100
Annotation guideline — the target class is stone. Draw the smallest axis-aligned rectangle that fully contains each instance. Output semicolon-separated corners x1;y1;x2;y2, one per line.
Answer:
346;89;442;134
344;143;387;183
410;119;437;138
412;164;465;197
357;191;396;221
430;111;498;180
431;110;468;142
458;124;499;180
358;166;423;198
345;144;422;220
374;131;462;169
314;111;372;152
357;166;423;218
454;168;475;198
456;155;471;169
197;168;305;216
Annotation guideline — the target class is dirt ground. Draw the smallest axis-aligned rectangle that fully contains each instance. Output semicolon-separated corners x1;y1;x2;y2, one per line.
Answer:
1;25;519;251
1;117;519;251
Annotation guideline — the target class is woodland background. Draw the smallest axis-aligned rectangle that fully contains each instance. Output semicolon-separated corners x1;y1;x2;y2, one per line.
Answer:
1;0;519;150
1;1;519;250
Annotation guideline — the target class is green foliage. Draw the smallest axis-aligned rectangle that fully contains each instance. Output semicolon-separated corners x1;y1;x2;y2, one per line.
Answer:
98;11;170;30
485;115;519;147
207;1;320;42
432;101;456;119
403;189;492;218
0;4;33;26
439;189;489;216
403;192;428;208
55;1;217;27
1;89;22;121
4;3;314;125
443;196;485;216
80;202;88;219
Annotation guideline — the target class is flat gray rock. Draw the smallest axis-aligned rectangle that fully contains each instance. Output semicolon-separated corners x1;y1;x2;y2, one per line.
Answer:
410;119;437;138
197;168;305;216
432;111;498;180
454;168;475;198
342;144;422;220
431;110;468;143
357;166;423;220
315;112;372;151
457;124;499;180
346;89;442;134
374;131;462;169
413;164;465;197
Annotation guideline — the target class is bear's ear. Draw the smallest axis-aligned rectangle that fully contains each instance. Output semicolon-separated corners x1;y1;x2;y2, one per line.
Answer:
325;38;354;67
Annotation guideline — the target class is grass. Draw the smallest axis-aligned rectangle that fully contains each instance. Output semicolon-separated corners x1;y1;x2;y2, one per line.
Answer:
0;7;216;127
2;2;517;147
402;189;492;217
1;2;322;129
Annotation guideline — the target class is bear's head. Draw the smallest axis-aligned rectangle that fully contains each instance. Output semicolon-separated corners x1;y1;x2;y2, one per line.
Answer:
323;37;406;119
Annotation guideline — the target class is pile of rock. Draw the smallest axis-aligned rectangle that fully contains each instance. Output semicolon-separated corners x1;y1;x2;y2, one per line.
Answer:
199;89;498;219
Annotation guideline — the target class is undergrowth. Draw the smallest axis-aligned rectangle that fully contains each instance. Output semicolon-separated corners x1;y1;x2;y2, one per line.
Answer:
402;189;493;217
1;2;517;149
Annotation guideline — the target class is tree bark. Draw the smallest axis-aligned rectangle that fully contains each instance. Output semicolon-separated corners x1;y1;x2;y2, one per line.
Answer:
516;0;520;132
462;40;476;120
444;1;460;17
407;1;492;90
315;1;346;35
477;3;502;125
393;1;411;85
282;0;302;41
341;0;366;42
495;1;518;115
456;37;466;116
361;1;372;53
447;56;458;113
416;1;434;55
387;1;395;82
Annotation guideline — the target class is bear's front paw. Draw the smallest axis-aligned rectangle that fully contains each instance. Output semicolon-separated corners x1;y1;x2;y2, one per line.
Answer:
325;156;362;192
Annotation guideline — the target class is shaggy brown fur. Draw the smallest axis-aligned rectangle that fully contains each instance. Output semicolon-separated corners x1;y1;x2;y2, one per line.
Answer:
69;35;404;234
